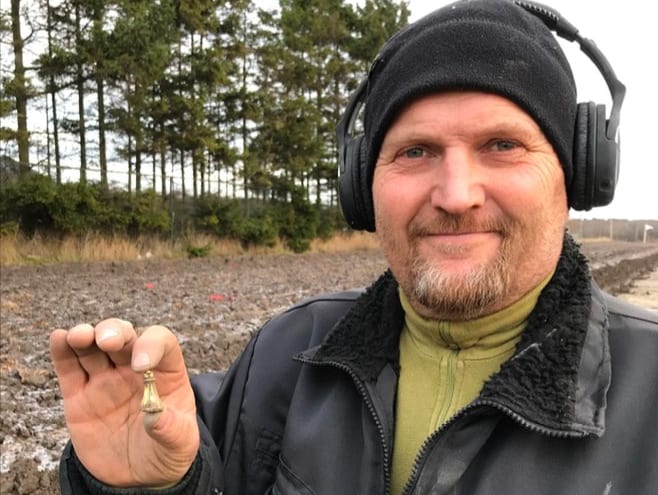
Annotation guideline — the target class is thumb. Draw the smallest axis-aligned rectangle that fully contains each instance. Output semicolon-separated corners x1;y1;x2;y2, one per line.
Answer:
142;407;165;435
142;405;200;452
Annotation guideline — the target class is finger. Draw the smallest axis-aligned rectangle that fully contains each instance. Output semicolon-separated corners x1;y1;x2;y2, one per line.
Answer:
50;329;88;397
131;325;184;373
66;323;96;351
93;318;138;367
66;324;112;375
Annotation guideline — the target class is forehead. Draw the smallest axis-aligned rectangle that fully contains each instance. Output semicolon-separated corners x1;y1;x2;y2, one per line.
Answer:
389;91;541;132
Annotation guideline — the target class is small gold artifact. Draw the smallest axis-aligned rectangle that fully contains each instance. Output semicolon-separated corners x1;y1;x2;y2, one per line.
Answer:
140;370;164;413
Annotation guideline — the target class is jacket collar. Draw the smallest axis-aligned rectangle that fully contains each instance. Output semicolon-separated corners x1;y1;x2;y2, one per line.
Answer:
303;234;611;437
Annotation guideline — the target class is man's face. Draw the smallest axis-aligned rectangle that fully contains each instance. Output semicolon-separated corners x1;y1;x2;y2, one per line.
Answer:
372;92;569;320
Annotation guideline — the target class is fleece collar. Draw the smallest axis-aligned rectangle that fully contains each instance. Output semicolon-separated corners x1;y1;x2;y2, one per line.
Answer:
304;234;611;437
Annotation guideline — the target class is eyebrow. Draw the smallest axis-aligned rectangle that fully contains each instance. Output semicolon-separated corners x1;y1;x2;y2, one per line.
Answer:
385;118;542;145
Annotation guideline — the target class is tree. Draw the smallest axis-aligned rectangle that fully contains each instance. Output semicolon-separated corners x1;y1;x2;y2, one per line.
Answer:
73;0;88;183
42;0;62;184
348;0;410;72
9;0;31;175
252;0;408;206
89;0;110;190
108;0;178;192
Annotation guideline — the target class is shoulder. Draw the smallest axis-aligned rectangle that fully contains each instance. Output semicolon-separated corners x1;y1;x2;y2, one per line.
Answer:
283;288;365;315
601;292;658;374
240;288;366;372
254;288;365;350
603;292;658;332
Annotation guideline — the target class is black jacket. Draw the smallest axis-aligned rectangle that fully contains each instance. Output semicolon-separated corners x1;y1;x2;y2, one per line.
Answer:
60;236;658;494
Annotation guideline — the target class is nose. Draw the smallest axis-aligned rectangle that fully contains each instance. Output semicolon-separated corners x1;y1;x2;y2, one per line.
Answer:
429;148;485;215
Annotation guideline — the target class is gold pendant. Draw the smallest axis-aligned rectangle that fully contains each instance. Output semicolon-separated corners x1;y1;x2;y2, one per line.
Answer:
140;370;164;413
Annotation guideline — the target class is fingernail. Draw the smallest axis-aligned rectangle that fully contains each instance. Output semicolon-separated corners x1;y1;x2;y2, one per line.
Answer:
132;352;151;370
98;329;119;342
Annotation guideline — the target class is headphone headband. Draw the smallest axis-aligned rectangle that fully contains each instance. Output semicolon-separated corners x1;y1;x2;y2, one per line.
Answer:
514;0;625;140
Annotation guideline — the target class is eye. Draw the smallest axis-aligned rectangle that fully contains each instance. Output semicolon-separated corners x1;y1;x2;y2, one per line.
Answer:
489;139;519;152
402;146;426;159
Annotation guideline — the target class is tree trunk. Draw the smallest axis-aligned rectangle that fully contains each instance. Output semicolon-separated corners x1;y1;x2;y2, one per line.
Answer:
200;155;205;197
46;0;62;183
94;11;107;190
135;133;142;192
10;0;30;175
160;123;167;196
192;154;198;198
128;134;132;194
75;2;87;184
49;81;61;184
179;150;186;200
97;76;108;189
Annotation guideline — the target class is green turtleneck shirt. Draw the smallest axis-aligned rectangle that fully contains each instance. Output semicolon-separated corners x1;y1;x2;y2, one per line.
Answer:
391;276;552;494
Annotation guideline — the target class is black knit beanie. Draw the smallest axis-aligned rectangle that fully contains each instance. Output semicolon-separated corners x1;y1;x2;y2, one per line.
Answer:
363;0;577;186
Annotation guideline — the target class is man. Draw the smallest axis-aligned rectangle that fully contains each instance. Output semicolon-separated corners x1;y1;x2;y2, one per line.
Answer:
50;0;658;493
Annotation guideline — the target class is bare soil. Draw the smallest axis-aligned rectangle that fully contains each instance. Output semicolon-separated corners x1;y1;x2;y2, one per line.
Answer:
1;241;657;494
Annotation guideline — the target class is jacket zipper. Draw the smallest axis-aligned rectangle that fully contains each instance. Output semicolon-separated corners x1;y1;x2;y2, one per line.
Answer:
295;356;393;495
401;399;589;495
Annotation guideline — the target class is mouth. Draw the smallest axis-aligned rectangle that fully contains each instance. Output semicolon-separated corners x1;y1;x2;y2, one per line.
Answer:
411;215;509;239
417;230;503;254
423;230;499;241
424;230;495;236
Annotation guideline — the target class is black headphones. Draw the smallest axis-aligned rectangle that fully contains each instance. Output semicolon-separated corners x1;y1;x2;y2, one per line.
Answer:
336;0;626;232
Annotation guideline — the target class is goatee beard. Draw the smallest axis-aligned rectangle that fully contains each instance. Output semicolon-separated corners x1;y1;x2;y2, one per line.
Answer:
409;248;511;320
405;214;516;320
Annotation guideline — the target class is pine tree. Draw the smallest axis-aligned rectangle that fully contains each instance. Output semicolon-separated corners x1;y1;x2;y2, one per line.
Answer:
8;0;31;175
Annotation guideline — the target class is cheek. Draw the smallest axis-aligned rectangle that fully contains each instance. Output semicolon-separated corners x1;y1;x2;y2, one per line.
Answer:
372;171;425;225
372;172;413;245
373;173;416;283
495;164;568;219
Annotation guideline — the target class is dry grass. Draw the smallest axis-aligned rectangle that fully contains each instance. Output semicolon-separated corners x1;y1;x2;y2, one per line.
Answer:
310;231;380;252
0;231;381;266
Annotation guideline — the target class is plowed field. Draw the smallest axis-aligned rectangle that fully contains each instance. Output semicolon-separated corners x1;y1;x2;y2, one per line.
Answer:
1;240;657;494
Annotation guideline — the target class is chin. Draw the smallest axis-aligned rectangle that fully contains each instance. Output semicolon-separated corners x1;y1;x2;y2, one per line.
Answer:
407;253;511;320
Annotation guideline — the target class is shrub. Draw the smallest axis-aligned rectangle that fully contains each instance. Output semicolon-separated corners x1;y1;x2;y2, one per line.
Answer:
194;197;244;238
276;188;318;253
0;173;57;235
50;182;104;234
0;174;348;250
129;190;171;235
316;205;345;241
241;212;278;248
186;242;212;258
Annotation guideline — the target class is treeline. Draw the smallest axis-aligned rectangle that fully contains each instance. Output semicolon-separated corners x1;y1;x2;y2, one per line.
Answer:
2;174;655;254
1;0;409;203
0;172;345;252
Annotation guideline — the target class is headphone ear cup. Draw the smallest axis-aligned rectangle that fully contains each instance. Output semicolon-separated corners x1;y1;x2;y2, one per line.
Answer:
590;104;619;207
570;102;595;211
570;102;619;210
338;135;375;231
357;140;376;232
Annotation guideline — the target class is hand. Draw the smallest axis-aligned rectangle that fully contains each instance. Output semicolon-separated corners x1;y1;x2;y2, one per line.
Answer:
49;319;200;487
